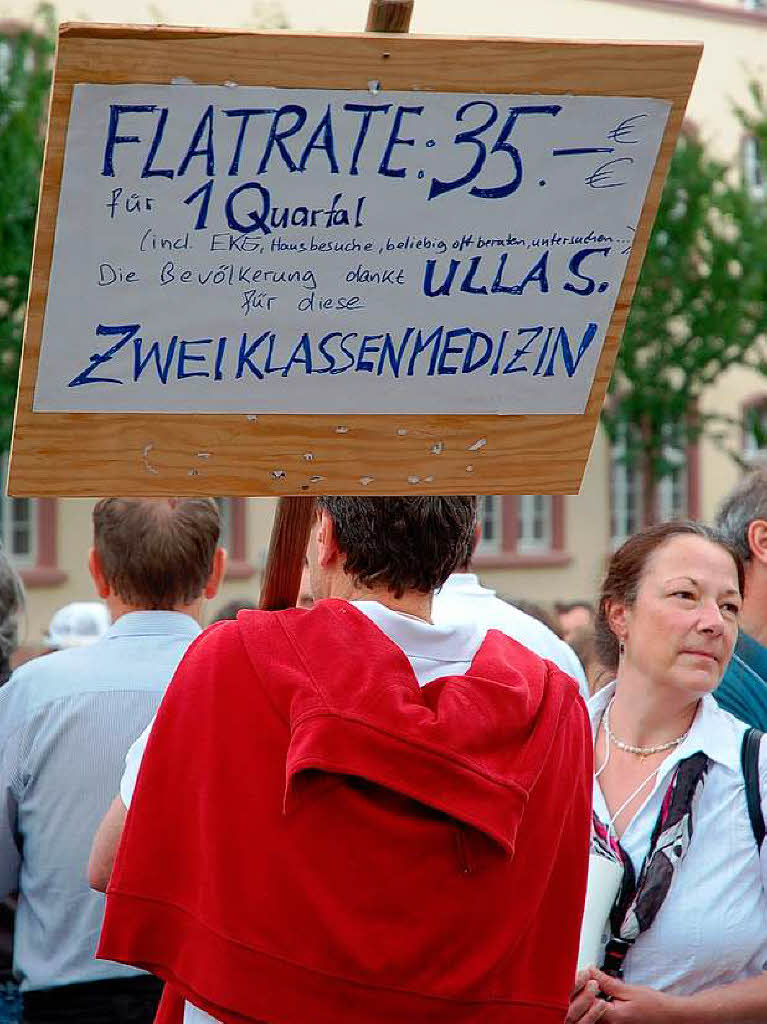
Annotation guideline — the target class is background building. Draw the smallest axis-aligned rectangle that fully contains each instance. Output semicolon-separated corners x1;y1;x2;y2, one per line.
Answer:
1;0;766;648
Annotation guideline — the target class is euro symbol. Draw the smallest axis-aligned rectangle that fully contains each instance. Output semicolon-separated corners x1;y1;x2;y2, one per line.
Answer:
225;182;271;235
608;114;648;145
585;157;634;190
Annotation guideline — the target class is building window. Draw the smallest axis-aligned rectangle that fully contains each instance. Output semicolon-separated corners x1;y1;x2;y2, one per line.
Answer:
743;398;767;463
0;495;36;564
215;497;234;553
0;454;65;587
656;424;688;523
214;497;255;581
0;39;12;88
472;495;567;566
517;495;553;553
742;135;765;200
0;453;36;565
610;422;694;546
476;495;501;554
610;424;643;546
656;459;687;522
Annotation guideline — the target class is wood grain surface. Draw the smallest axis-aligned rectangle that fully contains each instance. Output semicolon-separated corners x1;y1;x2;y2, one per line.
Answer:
8;24;702;496
366;0;414;33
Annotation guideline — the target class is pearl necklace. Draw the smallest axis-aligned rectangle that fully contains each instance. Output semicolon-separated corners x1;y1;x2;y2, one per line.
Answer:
603;696;692;760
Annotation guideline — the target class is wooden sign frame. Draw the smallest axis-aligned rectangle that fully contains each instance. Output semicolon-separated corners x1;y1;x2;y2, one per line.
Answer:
9;24;701;497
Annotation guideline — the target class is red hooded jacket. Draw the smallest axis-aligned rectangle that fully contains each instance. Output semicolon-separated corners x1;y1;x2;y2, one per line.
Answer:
98;599;592;1024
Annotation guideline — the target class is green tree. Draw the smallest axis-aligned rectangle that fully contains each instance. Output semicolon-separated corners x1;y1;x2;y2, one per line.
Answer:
0;9;54;450
603;92;767;522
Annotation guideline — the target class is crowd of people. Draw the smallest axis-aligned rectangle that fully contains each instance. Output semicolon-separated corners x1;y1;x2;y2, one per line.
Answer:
0;475;764;1022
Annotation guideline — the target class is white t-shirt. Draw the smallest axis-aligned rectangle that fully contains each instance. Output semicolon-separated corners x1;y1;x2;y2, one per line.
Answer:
121;601;486;1024
589;682;767;998
433;573;589;700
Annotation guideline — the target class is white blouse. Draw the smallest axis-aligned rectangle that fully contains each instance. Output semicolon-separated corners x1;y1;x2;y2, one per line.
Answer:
589;683;767;996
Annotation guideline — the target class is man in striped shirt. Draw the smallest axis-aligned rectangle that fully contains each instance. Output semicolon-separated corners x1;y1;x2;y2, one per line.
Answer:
0;498;224;1024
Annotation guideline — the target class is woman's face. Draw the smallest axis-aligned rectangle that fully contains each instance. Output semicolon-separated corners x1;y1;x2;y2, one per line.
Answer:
611;535;741;696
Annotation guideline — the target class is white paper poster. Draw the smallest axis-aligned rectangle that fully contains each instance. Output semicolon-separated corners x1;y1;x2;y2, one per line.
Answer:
33;84;670;414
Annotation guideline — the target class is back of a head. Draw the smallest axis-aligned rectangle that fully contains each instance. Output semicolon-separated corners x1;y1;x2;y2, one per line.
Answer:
507;597;563;638
316;496;476;598
556;600;595;642
0;548;24;683
93;498;220;610
714;469;767;564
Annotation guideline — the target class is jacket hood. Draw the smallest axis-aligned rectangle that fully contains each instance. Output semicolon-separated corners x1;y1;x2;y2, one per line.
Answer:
99;597;592;1024
237;599;581;857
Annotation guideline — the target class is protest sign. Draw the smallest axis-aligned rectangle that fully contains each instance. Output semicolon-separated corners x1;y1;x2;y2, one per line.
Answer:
9;25;701;495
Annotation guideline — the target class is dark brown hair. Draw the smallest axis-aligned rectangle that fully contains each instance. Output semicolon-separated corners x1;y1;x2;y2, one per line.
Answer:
316;496;477;598
595;521;745;672
93;498;220;610
555;600;594;616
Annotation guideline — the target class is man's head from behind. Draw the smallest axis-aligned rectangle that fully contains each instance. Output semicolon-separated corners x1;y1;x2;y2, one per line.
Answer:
715;470;767;631
309;496;477;603
89;498;224;618
555;600;595;643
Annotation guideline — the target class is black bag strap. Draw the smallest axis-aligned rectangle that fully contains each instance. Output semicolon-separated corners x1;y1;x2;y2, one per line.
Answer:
741;727;765;851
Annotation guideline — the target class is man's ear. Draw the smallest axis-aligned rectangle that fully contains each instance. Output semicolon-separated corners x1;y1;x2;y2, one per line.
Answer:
204;547;227;599
88;547;111;600
316;510;341;569
747;519;767;568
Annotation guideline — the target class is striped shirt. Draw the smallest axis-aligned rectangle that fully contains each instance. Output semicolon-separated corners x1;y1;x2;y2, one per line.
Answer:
0;611;201;991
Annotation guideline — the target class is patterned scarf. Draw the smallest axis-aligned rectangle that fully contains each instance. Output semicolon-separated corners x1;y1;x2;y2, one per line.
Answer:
593;751;712;978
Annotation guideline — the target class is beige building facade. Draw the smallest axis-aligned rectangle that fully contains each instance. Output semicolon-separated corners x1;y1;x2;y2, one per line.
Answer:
1;0;766;647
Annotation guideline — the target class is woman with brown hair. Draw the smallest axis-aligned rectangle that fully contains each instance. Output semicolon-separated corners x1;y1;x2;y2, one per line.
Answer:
568;521;767;1024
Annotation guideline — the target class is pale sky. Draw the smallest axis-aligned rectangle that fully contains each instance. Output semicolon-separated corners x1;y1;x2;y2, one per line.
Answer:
3;0;697;39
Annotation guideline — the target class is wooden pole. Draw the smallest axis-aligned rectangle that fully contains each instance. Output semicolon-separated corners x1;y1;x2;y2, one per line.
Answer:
366;0;414;33
259;0;414;611
259;494;316;611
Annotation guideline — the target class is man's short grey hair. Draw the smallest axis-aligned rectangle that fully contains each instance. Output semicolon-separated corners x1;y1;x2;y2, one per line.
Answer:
714;470;767;563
